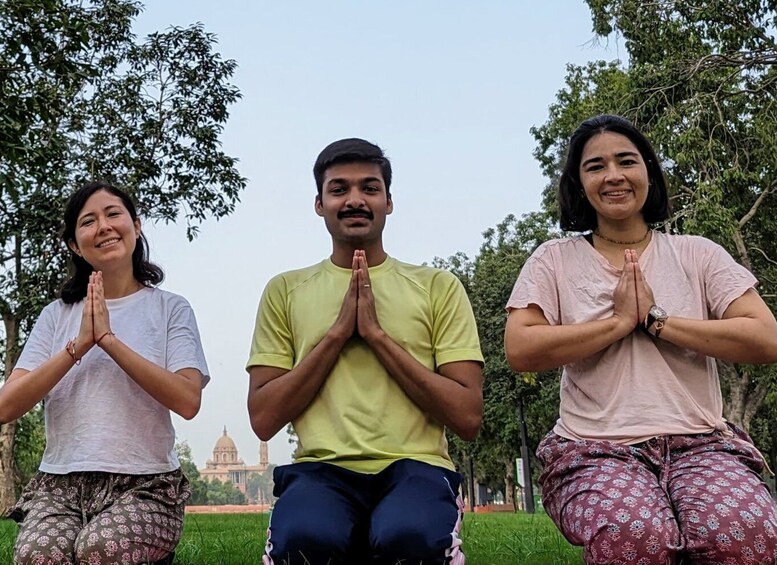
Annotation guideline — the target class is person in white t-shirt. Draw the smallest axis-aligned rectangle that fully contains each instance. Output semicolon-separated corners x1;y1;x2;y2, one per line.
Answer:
505;115;777;564
0;181;210;565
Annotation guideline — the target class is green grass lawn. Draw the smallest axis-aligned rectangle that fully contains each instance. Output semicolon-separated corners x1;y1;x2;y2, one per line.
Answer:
1;511;583;564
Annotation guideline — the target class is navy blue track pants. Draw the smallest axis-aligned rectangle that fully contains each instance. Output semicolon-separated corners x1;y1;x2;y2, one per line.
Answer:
263;458;466;565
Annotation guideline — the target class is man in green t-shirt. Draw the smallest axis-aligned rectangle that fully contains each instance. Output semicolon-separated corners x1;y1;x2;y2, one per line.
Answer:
247;138;484;565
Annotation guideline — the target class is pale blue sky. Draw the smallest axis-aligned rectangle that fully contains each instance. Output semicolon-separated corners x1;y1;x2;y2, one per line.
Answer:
133;1;621;468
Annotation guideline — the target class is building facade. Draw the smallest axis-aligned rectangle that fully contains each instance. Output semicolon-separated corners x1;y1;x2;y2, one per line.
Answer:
198;427;270;495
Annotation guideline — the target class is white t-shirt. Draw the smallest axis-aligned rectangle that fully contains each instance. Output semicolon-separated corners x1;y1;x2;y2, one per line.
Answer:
506;232;757;444
16;287;210;474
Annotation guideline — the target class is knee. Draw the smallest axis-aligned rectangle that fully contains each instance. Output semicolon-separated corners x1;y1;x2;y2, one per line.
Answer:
14;529;76;565
687;520;777;564
267;518;353;564
75;533;168;564
371;521;440;560
584;521;680;565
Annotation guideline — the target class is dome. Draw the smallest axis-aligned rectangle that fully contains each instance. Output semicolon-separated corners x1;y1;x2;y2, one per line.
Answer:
214;426;237;452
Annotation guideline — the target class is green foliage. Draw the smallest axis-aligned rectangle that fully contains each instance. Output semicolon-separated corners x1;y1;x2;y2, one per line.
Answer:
12;407;44;494
245;466;276;505
443;212;561;494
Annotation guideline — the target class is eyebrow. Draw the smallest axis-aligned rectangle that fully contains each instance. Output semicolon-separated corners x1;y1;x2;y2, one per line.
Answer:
327;176;384;186
582;151;640;168
78;205;123;221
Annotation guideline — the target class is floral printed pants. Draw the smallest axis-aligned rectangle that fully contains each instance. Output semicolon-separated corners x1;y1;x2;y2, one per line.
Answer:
537;428;777;564
8;470;189;565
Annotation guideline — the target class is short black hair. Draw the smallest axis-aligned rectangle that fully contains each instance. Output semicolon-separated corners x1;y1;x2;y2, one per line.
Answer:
60;181;164;304
313;138;392;198
558;114;670;232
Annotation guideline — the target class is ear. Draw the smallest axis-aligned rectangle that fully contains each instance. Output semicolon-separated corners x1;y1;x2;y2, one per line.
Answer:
134;217;142;238
315;195;324;217
386;195;393;215
68;240;81;257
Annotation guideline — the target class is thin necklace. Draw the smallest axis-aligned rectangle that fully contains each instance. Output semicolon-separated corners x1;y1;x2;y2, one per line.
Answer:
593;228;651;245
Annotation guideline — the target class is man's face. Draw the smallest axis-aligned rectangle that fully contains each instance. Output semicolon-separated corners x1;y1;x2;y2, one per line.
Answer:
315;161;393;245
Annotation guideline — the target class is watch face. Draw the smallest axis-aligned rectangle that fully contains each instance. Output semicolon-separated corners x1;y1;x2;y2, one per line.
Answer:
650;305;668;319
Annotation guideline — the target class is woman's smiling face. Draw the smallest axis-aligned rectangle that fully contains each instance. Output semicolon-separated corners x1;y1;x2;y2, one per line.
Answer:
579;131;650;224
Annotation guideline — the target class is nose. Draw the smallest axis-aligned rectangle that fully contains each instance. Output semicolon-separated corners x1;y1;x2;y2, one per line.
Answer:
345;188;366;208
96;215;112;233
604;164;625;183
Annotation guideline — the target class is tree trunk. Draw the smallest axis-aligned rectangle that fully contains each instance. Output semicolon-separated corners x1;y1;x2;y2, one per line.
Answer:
504;458;516;510
719;361;769;433
0;421;17;512
1;312;19;513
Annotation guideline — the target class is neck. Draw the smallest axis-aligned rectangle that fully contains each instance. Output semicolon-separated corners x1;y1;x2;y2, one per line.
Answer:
594;218;650;246
101;269;143;299
330;240;388;268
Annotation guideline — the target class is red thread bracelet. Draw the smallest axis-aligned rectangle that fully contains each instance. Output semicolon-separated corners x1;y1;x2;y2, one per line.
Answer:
65;338;81;365
96;331;115;345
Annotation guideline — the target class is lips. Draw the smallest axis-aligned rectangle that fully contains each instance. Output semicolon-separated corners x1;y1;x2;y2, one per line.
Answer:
96;237;121;248
601;189;632;197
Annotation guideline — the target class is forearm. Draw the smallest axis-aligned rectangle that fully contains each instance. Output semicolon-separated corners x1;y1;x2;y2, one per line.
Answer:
658;316;777;363
99;337;202;419
248;332;348;440
505;315;631;372
363;331;483;440
0;350;77;423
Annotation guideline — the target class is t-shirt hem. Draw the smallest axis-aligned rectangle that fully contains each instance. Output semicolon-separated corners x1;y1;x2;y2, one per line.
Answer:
436;349;484;366
39;462;180;475
293;454;455;474
553;422;722;445
246;354;293;371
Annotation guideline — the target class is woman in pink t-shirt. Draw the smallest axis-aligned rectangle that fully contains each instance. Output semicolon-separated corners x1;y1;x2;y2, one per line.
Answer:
505;115;777;564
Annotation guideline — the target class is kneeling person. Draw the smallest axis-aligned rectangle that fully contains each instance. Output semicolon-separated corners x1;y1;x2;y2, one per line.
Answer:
246;138;484;565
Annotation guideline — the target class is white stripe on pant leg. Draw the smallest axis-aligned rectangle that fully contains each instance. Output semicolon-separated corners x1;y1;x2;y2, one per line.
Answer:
262;521;274;564
444;489;466;565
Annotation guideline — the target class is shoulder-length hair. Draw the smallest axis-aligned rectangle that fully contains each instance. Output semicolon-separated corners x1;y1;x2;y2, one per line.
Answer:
558;114;670;232
60;181;163;304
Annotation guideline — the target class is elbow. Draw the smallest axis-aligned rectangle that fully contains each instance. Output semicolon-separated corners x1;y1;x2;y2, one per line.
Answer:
452;409;483;442
506;348;538;373
249;414;282;442
176;397;201;421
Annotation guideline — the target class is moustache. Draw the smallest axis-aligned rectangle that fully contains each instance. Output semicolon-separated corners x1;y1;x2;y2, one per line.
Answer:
338;210;374;220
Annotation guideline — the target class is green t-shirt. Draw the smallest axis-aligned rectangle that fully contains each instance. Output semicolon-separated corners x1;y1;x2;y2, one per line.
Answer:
247;256;483;473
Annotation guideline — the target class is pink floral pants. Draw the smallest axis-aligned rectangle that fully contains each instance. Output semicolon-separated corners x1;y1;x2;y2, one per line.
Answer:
537;428;777;564
9;470;189;565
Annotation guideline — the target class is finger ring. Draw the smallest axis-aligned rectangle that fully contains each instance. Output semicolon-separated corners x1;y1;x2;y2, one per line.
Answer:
363;284;371;288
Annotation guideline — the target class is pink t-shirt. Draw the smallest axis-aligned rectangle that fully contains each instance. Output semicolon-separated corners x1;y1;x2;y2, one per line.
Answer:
506;232;757;444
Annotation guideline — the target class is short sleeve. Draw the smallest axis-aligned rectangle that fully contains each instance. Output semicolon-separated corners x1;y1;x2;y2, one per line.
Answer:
15;302;60;371
699;239;758;319
505;244;561;325
166;298;210;387
430;271;484;367
246;275;295;371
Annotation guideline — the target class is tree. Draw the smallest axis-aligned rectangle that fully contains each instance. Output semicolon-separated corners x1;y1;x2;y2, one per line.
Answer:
531;0;777;437
441;212;560;506
0;0;246;511
175;440;210;505
246;465;276;505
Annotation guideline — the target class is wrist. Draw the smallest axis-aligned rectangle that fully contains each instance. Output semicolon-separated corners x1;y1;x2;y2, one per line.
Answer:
96;331;115;348
643;304;668;338
66;338;91;364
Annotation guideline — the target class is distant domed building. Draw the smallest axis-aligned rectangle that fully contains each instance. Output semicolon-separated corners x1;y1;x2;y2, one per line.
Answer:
198;427;270;495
